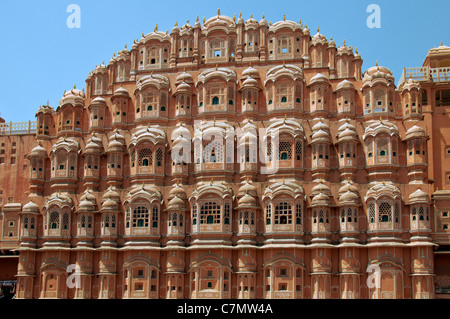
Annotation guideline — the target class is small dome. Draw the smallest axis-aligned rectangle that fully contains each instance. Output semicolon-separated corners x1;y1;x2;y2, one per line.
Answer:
339;180;358;195
405;124;426;140
242;66;259;79
80;189;96;203
337;42;353;55
336;79;355;91
309;73;329;85
338;127;358;141
169;183;187;199
175;81;192;93
311;182;331;196
241;76;258;88
168;195;185;209
59;87;85;106
113;86;129;97
91;96;107;105
312;119;329;132
176;71;193;84
311;192;330;206
311;129;330;143
339;190;359;205
78;199;95;211
362;63;395;86
30;143;47;157
103;186;120;202
337;120;356;133
238;180;257;197
172;124;190;139
102;198;119;211
85;137;102;154
238;193;256;206
409;188;430;204
310;30;327;46
22;200;39;213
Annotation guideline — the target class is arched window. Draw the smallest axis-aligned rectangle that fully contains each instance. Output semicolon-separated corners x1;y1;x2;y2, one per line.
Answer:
200;202;221;224
378;202;392;223
266;204;272;225
139;148;152;167
212;96;219;105
49;212;59;229
278;141;292;160
156;148;163;167
296;204;302;224
274;202;292;225
133;206;149;228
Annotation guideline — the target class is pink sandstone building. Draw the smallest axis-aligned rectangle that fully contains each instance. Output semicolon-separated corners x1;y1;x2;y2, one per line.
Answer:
0;12;450;299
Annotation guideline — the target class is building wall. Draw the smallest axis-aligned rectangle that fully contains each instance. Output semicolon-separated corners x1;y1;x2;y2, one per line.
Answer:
1;13;450;299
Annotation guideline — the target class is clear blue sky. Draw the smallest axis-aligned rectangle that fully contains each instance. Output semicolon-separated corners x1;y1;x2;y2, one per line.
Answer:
0;0;448;122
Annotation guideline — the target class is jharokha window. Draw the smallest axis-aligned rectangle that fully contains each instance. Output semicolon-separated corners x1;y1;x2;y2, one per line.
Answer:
200;202;221;224
139;148;153;167
274;202;292;225
133;206;149;228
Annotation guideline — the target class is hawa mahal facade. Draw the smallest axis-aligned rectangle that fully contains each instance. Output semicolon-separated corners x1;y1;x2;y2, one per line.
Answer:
1;11;450;299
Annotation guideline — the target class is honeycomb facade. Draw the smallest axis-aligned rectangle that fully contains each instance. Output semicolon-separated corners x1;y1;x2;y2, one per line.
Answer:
1;12;450;299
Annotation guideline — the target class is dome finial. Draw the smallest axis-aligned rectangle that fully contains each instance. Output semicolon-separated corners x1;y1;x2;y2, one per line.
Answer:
239;11;242;18
440;40;443;46
210;178;214;185
217;8;220;16
376;60;378;66
233;13;236;21
250;12;253;18
174;21;178;27
203;16;205;24
262;13;265;19
317;26;320;33
124;43;127;49
343;39;346;45
283;14;286;21
154;24;158;32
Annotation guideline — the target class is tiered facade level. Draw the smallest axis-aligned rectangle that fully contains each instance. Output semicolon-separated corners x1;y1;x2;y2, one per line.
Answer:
1;12;450;299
